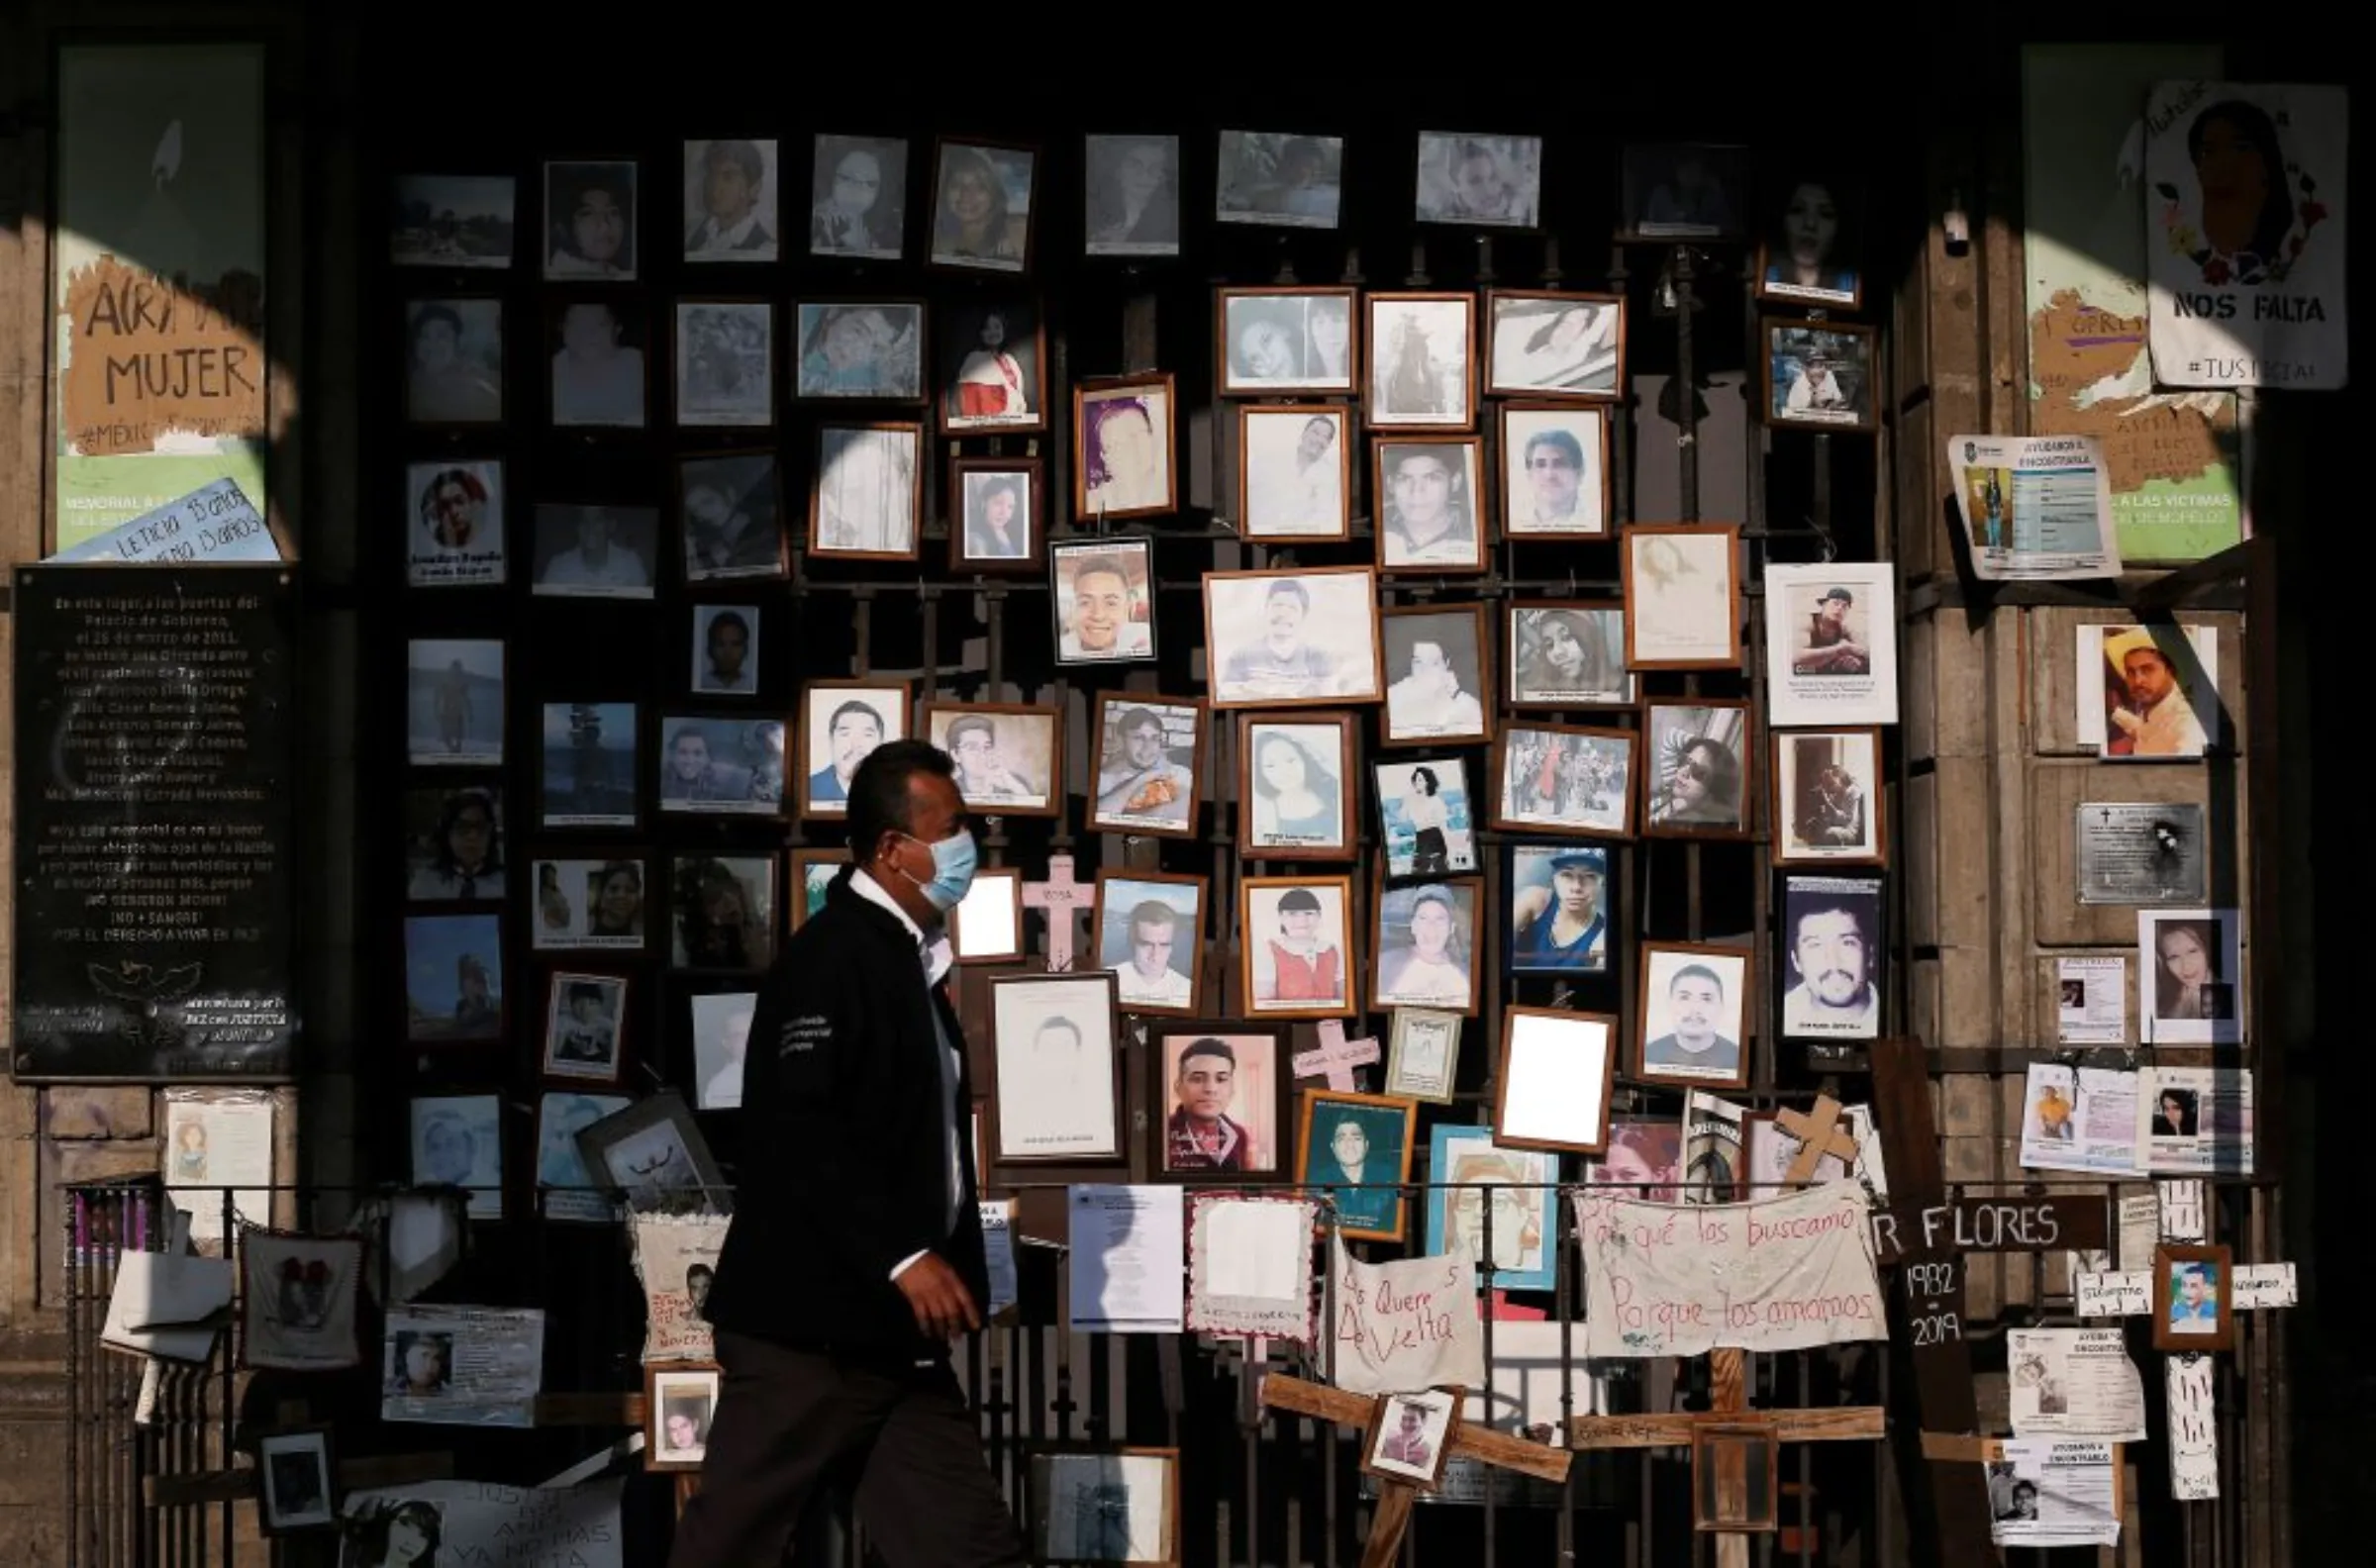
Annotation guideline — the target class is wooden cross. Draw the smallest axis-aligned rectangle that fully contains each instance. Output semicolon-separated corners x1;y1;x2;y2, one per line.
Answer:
1773;1094;1862;1187
1018;853;1093;971
1260;1373;1570;1567
1292;1019;1380;1092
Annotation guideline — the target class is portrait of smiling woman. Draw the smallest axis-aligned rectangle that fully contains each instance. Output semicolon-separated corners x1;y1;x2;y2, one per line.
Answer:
931;141;1034;271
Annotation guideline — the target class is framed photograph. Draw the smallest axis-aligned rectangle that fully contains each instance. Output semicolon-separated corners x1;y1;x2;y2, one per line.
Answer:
683;138;779;261
410;1092;502;1218
1239;713;1357;860
795;300;925;401
544;157;637;279
1427;1125;1555;1290
950;457;1045;571
547;296;648;429
1693;1421;1780;1532
1754;172;1862;308
2077;624;2220;757
1763;319;1878;433
576;1090;730;1216
809;133;908;260
669;853;777;973
1094;871;1206;1017
1367;293;1476;431
1027;1446;1180;1565
407;638;503;767
989;972;1123;1165
798;679;909;818
1636;943;1753;1089
539;701;637;830
1152;1023;1286;1179
1619;143;1747;241
1361;1388;1462;1492
1075;373;1176;521
1085;133;1181;256
925;702;1062;818
1186;1193;1320;1339
2153;1243;2234;1352
406;458;506;588
1624;524;1740;669
1374;758;1478;877
537;1091;634;1220
788;848;845;932
1217;287;1358;396
950;867;1024;965
2138;909;2242;1045
1215;130;1344;230
679;451;785;582
688;991;755;1111
1490;723;1634;837
405;785;505;903
1501;405;1610;538
255;1426;337;1534
1642;702;1755;837
1382;604;1491;746
531;504;657;599
529;855;645;951
1205;566;1383;709
1484;290;1625;399
656;715;782;816
1238;406;1351;540
1375;436;1488;574
1765;563;1899;726
1295;1090;1419;1240
938;297;1044;432
1774;731;1885;865
1241;875;1355;1018
1509;844;1610;974
930;139;1035;273
1053;538;1156;663
1589;1118;1685;1199
690;605;759;697
1506;602;1633;708
393;173;513;268
1416;131;1541;228
1385;1008;1463;1105
405;298;503;426
403;915;504;1047
675;300;773;427
646;1366;722;1471
543;972;627;1084
1090;695;1204;838
1494;1008;1619;1155
1371;879;1484;1016
809;423;922;559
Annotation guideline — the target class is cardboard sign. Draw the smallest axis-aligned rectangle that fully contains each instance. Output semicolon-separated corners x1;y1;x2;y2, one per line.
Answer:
340;1479;622;1567
1330;1235;1486;1396
58;255;266;458
630;1213;729;1364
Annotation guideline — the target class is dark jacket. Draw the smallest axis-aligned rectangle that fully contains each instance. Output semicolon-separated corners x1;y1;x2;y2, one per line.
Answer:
704;867;985;1356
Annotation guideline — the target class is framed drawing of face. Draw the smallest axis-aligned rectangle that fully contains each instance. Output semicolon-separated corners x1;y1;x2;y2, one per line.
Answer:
532;504;658;600
1093;870;1206;1018
1084;134;1181;257
543;972;627;1085
656;716;783;817
1151;1023;1287;1181
924;702;1063;818
1619;143;1748;242
1762;319;1878;434
1484;290;1625;399
1375;437;1488;574
1294;1089;1419;1240
949;458;1044;573
1215;130;1345;230
1361;1389;1461;1492
1367;293;1476;431
1772;730;1886;865
1425;1124;1556;1289
1240;875;1355;1019
1371;879;1483;1016
1205;566;1383;709
1052;538;1156;664
1780;873;1885;1039
931;140;1036;273
1075;374;1176;521
1491;723;1634;838
1238;405;1352;540
683;137;779;262
405;298;503;427
679;451;784;583
1494;1008;1619;1154
1624;524;1741;670
674;300;773;427
1089;694;1204;838
411;1092;503;1217
809;133;908;261
1501;406;1610;539
691;605;758;698
394;173;513;269
1635;943;1753;1089
544;158;638;280
539;701;637;830
1506;602;1634;708
547;297;649;430
1238;713;1356;861
988;971;1123;1166
793;300;925;402
1415;131;1542;228
1374;758;1478;877
1764;562;1900;727
407;457;506;588
1508;843;1611;975
1642;702;1754;838
797;679;909;819
1755;173;1862;308
1217;287;1358;396
808;423;922;560
937;297;1044;433
1381;603;1492;746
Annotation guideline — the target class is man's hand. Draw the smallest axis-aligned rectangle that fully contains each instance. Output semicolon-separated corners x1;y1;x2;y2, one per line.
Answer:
893;1252;982;1340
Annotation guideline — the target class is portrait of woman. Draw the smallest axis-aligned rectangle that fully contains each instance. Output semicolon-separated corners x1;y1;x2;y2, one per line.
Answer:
1374;884;1478;1012
170;1117;208;1180
1403;767;1454;875
2153;1087;2200;1139
1756;179;1861;306
405;301;502;424
1486;294;1622;397
673;856;773;972
1641;705;1751;835
2151;920;2229;1022
587;861;644;940
2183;99;2296;278
1085;134;1179;255
962;472;1032;560
1078;381;1173;518
1654;735;1742;830
1513;608;1618;704
544;160;637;281
345;1498;443;1566
932;142;1033;271
1248;729;1342;852
407;787;504;901
1589;1120;1683;1200
809;135;907;260
942;307;1040;430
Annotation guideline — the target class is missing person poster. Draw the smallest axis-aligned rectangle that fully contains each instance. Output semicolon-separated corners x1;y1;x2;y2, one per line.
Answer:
339;1480;622;1568
2020;1064;2142;1177
2007;1327;2147;1440
630;1212;728;1364
1946;435;2122;580
380;1304;545;1428
1984;1438;2121;1546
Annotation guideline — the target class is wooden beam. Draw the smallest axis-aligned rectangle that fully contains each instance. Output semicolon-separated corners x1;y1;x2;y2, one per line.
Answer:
1357;1485;1416;1568
143;1449;458;1510
1258;1373;1572;1484
1569;1407;1886;1451
536;1390;643;1427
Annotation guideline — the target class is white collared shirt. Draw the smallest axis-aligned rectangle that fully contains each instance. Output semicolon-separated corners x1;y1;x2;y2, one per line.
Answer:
849;869;961;1279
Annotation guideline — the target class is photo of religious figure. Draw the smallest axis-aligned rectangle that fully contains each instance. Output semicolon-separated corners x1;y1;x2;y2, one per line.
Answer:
1294;1090;1417;1238
1779;875;1884;1038
1075;374;1175;520
1764;319;1877;432
409;1092;501;1217
577;1092;729;1217
1367;293;1475;430
937;298;1041;432
1415;131;1541;228
809;424;921;558
1642;702;1753;837
1624;524;1740;668
1205;567;1383;708
1754;171;1862;307
931;140;1035;272
393;173;514;268
1362;1388;1460;1490
1636;944;1752;1088
690;605;758;697
1052;538;1155;664
544;158;637;280
1376;437;1487;573
682;138;778;261
646;1368;721;1471
1485;291;1626;398
1508;844;1610;975
2077;624;2219;757
546;296;647;428
1090;695;1202;836
1242;876;1355;1019
407;638;503;766
1506;603;1632;708
689;992;754;1111
1620;143;1747;240
792;301;922;401
406;458;505;588
256;1428;336;1534
1153;1028;1282;1177
1216;130;1344;229
1095;873;1205;1016
674;300;772;426
1502;406;1609;538
1585;1118;1683;1200
539;702;636;829
679;451;783;581
404;914;503;1047
1426;1128;1554;1290
1029;1449;1179;1564
1375;759;1478;878
1382;604;1491;745
809;133;908;260
2152;1244;2233;1352
990;973;1122;1163
528;857;644;951
669;854;775;973
1238;715;1355;860
405;298;502;425
1492;723;1634;837
1218;288;1358;395
1084;133;1180;255
1239;406;1350;540
1764;563;1899;727
950;458;1043;570
405;786;505;903
542;973;626;1084
1493;1009;1618;1155
531;504;656;599
925;703;1061;817
1773;732;1884;864
2137;909;2241;1045
1371;880;1483;1015
655;716;782;816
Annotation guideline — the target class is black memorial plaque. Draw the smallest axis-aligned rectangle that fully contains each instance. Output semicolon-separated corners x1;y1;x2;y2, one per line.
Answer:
12;565;297;1080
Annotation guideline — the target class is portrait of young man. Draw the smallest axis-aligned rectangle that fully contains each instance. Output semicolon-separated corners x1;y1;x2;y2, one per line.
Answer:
1639;951;1747;1085
1163;1036;1257;1172
683;138;778;260
1104;894;1198;1013
1779;884;1882;1037
1511;847;1609;973
1093;703;1195;832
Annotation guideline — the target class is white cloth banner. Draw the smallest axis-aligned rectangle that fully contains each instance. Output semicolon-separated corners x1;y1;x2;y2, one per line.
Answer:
1330;1235;1486;1396
1578;1180;1887;1359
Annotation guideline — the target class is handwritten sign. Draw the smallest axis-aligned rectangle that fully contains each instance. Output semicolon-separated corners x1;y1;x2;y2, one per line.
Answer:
1868;1194;2110;1266
1578;1181;1888;1359
1293;1019;1380;1091
629;1212;728;1364
340;1479;622;1567
2167;1354;2220;1500
1330;1235;1485;1396
59;255;266;458
44;478;278;564
2076;1270;2151;1318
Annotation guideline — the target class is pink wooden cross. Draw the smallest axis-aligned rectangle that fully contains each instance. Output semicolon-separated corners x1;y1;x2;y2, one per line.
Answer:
1291;1019;1380;1092
1019;853;1094;972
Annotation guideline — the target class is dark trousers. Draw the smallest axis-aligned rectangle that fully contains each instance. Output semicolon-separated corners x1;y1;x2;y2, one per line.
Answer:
667;1329;1026;1568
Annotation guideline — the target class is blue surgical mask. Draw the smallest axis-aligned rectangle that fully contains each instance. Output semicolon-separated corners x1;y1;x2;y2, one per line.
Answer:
898;828;979;913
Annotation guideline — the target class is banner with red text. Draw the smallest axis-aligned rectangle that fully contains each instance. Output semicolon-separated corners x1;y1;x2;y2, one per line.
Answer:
1330;1236;1485;1396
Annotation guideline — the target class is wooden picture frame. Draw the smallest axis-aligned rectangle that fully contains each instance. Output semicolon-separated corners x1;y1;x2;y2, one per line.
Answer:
1147;1020;1292;1183
1238;712;1358;862
2153;1242;2236;1352
1693;1421;1781;1532
1374;435;1490;575
928;138;1039;275
1482;289;1627;400
1092;869;1209;1019
936;295;1046;433
1074;372;1178;522
1384;1008;1463;1105
1622;523;1742;671
1770;727;1887;866
1203;565;1384;711
1373;756;1481;878
1488;722;1636;839
1499;403;1612;540
1365;291;1477;432
1237;404;1353;542
788;847;848;931
1216;286;1360;397
1369;876;1485;1018
807;422;924;560
254;1424;339;1535
672;297;775;429
1640;699;1757;840
1294;1088;1421;1242
1239;875;1357;1020
796;678;912;821
986;970;1126;1176
1379;601;1494;748
1024;1443;1181;1567
1504;601;1634;709
1088;693;1206;840
645;1364;722;1472
1634;941;1755;1091
1761;316;1879;435
790;297;929;405
951;867;1026;965
542;970;630;1086
1359;1388;1464;1494
948;455;1047;573
1493;1007;1620;1155
923;701;1065;819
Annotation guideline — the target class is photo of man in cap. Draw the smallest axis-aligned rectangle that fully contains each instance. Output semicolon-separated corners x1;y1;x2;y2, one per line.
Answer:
1164;1037;1255;1171
1792;586;1870;675
1511;848;1608;972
